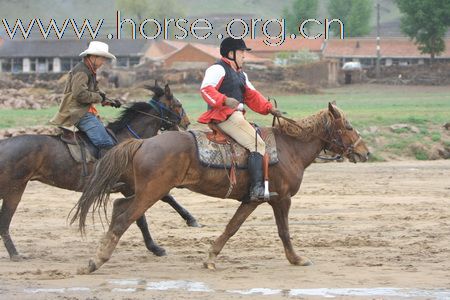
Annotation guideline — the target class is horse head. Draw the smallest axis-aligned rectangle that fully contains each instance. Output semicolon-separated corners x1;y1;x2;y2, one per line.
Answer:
146;80;190;130
325;102;370;163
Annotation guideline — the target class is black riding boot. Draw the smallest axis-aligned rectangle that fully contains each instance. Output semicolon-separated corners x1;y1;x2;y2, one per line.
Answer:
248;152;266;201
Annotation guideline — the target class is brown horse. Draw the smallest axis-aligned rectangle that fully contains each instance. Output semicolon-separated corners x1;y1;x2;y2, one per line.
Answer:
0;83;198;261
72;103;370;274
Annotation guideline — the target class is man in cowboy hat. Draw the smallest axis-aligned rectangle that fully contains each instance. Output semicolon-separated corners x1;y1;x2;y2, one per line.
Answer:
50;41;121;157
198;37;282;202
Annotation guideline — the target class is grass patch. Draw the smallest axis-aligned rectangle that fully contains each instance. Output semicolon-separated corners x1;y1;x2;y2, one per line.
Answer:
431;132;441;142
406;116;428;125
414;150;429;160
0;107;121;129
368;152;385;162
2;84;450;161
391;127;410;134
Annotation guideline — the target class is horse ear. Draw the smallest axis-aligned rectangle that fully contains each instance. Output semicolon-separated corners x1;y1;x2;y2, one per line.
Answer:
328;102;340;118
145;85;156;93
164;83;171;97
331;100;337;105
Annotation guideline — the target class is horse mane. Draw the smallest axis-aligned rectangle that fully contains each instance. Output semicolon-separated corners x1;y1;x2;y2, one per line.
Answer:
275;109;334;142
107;102;154;132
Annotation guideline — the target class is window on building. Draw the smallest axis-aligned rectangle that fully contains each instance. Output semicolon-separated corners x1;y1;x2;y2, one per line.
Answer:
116;57;128;68
37;57;47;73
1;59;12;72
61;58;72;71
30;58;36;72
12;58;23;73
129;57;140;66
48;59;53;72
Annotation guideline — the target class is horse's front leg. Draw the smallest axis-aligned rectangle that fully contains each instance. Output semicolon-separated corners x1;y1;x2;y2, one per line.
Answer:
204;202;259;270
161;194;200;227
136;214;167;256
270;197;312;266
121;188;167;256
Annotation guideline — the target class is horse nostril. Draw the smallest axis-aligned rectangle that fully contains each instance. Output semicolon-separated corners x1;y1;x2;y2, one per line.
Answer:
367;152;371;156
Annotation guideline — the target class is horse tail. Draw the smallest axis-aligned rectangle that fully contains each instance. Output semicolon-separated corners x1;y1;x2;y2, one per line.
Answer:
70;139;144;234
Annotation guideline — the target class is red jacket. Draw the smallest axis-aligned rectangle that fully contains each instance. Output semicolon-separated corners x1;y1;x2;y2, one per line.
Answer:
198;58;273;124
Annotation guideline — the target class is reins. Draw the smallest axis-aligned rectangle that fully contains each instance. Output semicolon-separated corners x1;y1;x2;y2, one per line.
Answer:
269;98;358;160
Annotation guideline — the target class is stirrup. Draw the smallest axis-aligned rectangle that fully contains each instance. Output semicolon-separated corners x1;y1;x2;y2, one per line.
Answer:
249;187;278;202
263;180;278;200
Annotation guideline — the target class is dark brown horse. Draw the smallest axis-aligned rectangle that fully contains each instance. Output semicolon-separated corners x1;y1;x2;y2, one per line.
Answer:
0;83;198;261
72;103;370;274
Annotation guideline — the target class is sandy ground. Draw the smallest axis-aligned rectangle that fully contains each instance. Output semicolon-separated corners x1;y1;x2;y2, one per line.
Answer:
0;160;449;299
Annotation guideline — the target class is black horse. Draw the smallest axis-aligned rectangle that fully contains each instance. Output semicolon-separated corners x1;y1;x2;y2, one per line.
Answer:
0;83;197;261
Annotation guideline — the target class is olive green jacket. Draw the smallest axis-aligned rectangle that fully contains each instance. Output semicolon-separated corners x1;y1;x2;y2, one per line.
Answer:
50;61;103;127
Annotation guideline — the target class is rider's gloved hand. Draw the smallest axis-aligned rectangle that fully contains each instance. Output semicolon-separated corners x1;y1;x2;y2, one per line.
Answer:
111;99;122;108
270;107;283;117
224;97;240;109
99;91;107;102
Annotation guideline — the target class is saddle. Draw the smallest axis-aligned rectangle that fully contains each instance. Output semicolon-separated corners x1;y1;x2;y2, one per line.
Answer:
189;125;279;170
190;125;279;200
59;127;98;164
206;123;230;144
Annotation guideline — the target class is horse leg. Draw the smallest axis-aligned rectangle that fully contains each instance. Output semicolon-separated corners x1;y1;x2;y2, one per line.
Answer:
78;189;167;274
120;187;167;257
161;194;200;227
270;197;312;266
136;214;167;256
204;202;259;270
0;183;26;261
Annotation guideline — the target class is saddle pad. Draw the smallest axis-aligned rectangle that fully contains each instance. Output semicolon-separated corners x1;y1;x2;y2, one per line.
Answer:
189;128;279;169
67;143;96;164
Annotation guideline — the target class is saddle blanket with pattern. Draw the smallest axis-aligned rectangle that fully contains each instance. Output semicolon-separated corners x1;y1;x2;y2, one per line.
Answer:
189;128;279;169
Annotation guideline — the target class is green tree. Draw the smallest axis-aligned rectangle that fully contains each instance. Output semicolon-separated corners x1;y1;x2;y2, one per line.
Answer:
116;0;184;22
396;0;450;61
283;0;319;35
327;0;372;37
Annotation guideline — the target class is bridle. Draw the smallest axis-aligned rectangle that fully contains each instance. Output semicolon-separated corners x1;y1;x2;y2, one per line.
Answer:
273;113;362;159
147;98;185;130
322;113;363;158
125;99;186;139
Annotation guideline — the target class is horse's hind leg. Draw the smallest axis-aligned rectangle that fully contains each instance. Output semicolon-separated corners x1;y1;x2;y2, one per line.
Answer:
78;189;168;274
270;197;312;266
0;183;26;261
161;194;200;227
204;202;259;270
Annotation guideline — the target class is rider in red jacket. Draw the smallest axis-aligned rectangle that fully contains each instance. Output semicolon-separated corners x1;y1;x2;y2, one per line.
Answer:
198;37;281;202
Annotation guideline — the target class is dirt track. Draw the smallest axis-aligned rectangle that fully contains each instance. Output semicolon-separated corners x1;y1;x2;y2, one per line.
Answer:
0;160;449;299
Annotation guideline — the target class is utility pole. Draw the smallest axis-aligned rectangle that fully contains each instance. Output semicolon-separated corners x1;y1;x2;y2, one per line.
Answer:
376;2;381;78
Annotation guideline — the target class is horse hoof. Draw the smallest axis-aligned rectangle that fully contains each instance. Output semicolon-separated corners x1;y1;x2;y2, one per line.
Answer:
203;262;216;270
186;219;202;228
293;257;313;266
10;254;23;262
77;259;97;275
151;246;167;257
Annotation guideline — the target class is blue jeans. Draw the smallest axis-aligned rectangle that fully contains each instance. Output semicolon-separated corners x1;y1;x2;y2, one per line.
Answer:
76;112;115;149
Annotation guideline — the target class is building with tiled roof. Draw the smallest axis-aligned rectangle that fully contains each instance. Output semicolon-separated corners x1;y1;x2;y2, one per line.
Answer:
244;37;324;59
144;40;270;69
323;37;450;67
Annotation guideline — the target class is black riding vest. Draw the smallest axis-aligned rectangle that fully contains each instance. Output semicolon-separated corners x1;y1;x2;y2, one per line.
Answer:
215;59;246;102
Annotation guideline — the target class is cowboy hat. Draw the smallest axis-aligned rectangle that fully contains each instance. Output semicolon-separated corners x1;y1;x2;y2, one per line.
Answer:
79;41;116;60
